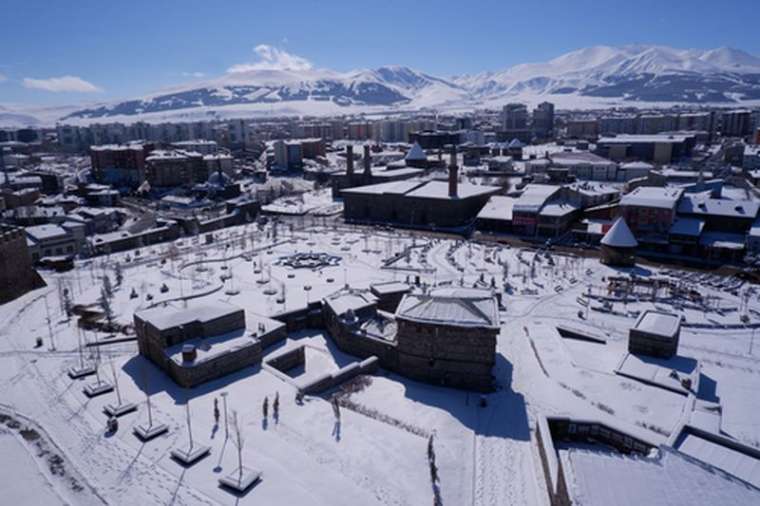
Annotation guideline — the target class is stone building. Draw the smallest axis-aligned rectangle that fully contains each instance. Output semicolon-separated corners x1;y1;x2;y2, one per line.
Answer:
395;288;499;390
134;302;286;387
0;224;44;303
330;144;423;198
600;217;638;266
322;287;499;391
628;310;682;358
342;147;500;230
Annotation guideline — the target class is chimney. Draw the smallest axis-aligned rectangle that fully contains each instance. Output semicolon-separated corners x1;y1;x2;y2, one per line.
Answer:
448;145;458;198
345;145;354;176
363;144;371;177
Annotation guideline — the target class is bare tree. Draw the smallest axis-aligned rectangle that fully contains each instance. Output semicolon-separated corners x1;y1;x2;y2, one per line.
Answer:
230;410;246;482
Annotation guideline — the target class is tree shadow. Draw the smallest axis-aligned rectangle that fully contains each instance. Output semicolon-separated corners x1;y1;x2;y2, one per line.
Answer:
332;419;341;442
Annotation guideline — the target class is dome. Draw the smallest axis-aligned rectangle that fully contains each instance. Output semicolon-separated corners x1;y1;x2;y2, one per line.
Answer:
207;171;231;186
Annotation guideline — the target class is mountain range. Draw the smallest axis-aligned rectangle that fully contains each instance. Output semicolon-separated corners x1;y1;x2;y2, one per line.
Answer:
7;45;760;126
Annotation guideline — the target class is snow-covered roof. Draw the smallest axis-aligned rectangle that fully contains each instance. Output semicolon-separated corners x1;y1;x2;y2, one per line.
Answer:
562;446;760;506
24;224;69;242
404;142;426;161
396;287;498;329
674;431;760;489
700;231;746;250
601;217;638;248
621;161;655;170
370;281;411;296
598;133;694;144
539;200;579;217
669;217;704;237
324;290;377;317
341;180;425;196
508;138;524;148
678;195;759;219
136;302;243;332
513;184;561;212
405;181;500;200
477;195;518;221
620;186;682;209
550;151;615;166
633;310;681;337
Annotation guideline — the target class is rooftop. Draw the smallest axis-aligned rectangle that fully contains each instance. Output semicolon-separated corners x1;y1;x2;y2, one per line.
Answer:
598;133;694;144
562;446;760;506
620;186;682;209
477;195;518;222
633;310;681;337
678;195;759;219
136;302;243;332
396;287;499;329
601;217;638;248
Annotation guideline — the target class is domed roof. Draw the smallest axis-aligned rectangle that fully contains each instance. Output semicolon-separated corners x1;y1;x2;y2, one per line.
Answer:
207;171;231;186
601;217;638;248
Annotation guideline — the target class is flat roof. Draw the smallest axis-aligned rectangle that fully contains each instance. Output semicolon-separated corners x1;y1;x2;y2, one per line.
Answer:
562;446;760;506
477;195;518;221
598;134;694;144
513;184;561;212
620;186;682;209
405;181;500;200
25;224;69;242
674;431;760;489
136;302;242;332
634;310;681;337
678;195;759;219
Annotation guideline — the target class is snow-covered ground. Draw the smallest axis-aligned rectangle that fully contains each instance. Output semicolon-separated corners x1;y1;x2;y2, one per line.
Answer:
2;221;760;504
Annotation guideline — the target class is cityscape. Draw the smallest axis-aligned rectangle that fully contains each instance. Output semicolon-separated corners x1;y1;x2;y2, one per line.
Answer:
2;2;760;505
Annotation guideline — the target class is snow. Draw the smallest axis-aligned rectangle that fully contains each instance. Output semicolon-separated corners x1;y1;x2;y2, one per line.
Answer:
405;181;500;200
0;433;66;506
563;446;760;506
396;288;499;328
476;195;518;221
634;311;681;337
404;142;426;161
4;217;760;505
136;301;241;331
619;186;682;209
674;432;760;488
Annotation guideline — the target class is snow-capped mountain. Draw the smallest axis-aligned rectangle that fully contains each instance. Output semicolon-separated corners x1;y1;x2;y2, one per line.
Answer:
62;66;467;121
456;45;760;104
37;45;760;124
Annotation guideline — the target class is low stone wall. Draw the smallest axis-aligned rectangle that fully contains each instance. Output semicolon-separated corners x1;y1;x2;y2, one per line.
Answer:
168;340;262;388
265;345;305;373
257;322;288;349
300;356;379;395
271;303;325;332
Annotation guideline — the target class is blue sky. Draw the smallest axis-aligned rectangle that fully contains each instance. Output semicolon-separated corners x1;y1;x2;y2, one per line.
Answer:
2;0;759;106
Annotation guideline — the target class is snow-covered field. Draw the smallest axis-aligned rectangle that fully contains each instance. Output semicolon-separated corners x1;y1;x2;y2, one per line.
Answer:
2;221;760;505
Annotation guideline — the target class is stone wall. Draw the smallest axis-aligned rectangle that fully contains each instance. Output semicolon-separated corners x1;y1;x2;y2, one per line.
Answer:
395;319;497;391
0;225;45;303
168;340;262;388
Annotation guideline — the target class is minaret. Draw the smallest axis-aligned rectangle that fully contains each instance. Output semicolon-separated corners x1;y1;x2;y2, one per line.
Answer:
363;144;372;179
448;145;458;198
345;145;354;177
